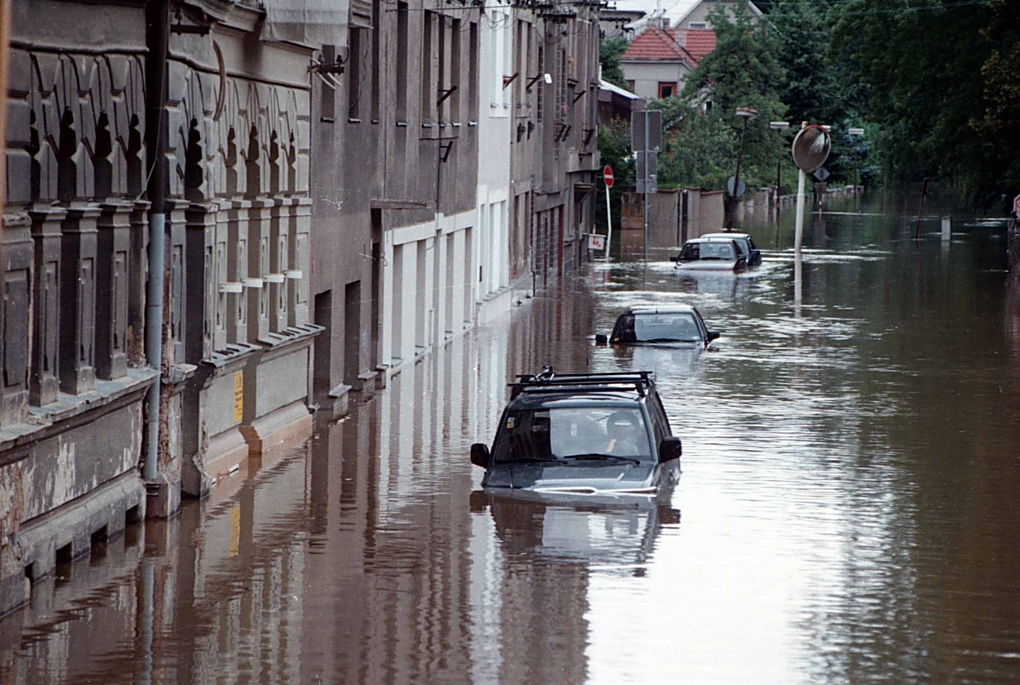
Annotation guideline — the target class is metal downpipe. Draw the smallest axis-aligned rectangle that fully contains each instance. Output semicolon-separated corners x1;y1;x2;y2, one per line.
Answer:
143;0;168;482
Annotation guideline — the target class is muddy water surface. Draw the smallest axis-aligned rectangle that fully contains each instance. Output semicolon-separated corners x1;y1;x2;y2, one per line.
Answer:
3;195;1020;684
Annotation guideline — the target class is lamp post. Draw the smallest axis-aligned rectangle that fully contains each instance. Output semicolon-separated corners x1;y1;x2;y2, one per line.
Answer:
727;107;757;230
848;127;864;213
769;121;789;225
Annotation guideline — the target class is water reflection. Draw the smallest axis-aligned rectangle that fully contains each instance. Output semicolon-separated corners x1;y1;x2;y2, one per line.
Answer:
4;194;1020;684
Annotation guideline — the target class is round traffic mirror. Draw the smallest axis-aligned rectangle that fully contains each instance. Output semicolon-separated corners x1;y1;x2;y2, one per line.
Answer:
790;125;831;172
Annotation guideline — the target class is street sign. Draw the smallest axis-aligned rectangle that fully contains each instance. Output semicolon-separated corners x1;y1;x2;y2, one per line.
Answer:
603;166;614;188
726;176;746;198
813;167;830;182
1013;193;1020;216
588;233;606;251
635;150;657;194
632;110;662;152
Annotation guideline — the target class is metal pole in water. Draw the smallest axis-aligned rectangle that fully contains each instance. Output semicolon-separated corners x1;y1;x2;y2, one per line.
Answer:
605;183;613;261
643;114;649;289
794;167;806;256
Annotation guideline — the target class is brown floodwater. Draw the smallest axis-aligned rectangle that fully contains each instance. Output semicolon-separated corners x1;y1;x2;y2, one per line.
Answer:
3;193;1020;684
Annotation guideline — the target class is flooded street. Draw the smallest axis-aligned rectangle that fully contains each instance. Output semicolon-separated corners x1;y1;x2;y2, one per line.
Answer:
4;194;1020;684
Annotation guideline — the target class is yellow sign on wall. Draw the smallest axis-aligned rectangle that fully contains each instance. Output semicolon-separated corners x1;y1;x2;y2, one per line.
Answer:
233;371;243;423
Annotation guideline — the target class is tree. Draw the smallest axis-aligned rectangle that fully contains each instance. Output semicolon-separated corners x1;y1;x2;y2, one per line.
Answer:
829;0;1009;204
599;37;630;90
675;1;788;193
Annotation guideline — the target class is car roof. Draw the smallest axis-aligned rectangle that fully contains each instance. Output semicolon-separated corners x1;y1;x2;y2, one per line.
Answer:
509;392;644;411
683;237;739;245
507;370;657;410
701;232;751;240
620;304;698;316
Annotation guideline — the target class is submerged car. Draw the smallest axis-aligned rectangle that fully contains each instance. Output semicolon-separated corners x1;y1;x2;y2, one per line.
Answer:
596;305;719;348
670;237;746;272
470;369;682;496
700;232;762;267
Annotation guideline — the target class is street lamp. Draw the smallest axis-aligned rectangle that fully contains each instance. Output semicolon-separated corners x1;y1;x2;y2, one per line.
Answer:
769;121;790;223
848;127;864;213
727;107;757;230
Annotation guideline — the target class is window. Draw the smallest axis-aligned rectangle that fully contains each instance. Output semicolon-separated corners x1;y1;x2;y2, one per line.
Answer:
658;82;677;99
450;18;461;121
421;11;435;124
321;45;336;122
396;2;408;122
688;21;707;29
536;46;544;122
371;0;380;121
626;80;635;93
348;29;362;121
468;21;478;121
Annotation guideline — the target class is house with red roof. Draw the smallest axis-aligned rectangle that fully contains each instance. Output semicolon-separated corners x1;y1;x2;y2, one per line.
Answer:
619;0;760;102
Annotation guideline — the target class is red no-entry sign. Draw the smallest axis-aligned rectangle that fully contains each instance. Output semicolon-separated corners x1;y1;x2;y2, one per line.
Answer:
603;166;614;188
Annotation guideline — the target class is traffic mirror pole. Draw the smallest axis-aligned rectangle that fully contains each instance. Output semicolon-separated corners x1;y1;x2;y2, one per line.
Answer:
605;182;613;261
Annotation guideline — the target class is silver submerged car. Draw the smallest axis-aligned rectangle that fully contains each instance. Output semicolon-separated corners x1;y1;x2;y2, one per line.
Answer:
670;237;747;272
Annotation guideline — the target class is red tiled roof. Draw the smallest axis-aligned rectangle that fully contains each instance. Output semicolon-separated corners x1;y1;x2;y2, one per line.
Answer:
622;27;689;63
681;29;716;61
621;26;706;66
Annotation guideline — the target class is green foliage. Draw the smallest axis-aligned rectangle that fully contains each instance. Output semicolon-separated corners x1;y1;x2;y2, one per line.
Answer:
595;117;634;238
829;0;1018;205
651;97;736;191
665;2;788;195
599;37;630;90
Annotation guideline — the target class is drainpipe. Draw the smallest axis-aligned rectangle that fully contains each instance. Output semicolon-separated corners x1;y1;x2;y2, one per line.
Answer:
0;0;10;218
143;0;168;482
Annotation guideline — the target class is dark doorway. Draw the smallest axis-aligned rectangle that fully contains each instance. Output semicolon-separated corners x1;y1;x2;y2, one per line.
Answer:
344;281;361;386
313;290;332;400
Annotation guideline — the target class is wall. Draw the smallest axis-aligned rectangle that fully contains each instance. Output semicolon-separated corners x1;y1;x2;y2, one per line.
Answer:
618;60;692;102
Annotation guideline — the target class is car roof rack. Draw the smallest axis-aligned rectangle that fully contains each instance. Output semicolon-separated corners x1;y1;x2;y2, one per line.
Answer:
508;367;656;400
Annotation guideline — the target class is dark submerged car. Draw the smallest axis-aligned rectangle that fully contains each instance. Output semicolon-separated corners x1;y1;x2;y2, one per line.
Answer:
596;305;720;348
470;369;682;496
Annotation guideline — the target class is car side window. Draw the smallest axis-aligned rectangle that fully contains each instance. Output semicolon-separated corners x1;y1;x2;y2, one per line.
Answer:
648;393;671;445
681;243;699;260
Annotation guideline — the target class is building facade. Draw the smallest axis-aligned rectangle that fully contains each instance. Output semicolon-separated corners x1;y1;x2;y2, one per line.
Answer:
0;0;602;616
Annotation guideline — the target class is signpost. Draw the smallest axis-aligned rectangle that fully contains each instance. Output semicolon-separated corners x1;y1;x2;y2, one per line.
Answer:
790;123;831;257
603;165;614;259
632;110;662;287
588;233;606;251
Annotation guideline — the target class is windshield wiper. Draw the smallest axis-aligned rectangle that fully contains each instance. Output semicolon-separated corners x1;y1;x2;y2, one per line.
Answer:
500;456;563;464
561;453;642;465
641;337;699;343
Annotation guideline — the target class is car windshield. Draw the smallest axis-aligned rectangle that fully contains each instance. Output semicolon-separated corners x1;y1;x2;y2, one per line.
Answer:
616;311;705;340
697;242;736;260
492;407;652;463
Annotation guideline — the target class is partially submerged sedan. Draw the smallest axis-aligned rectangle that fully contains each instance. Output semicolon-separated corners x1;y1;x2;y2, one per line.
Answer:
471;370;682;496
596;305;720;348
670;237;746;272
700;232;762;267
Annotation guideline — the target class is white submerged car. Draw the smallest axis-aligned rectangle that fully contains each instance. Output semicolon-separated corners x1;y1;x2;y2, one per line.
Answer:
670;237;747;272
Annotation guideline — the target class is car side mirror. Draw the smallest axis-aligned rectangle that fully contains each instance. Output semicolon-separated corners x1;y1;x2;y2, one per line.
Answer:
595;333;608;346
707;331;720;342
658;436;682;463
470;443;491;469
669;255;679;262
